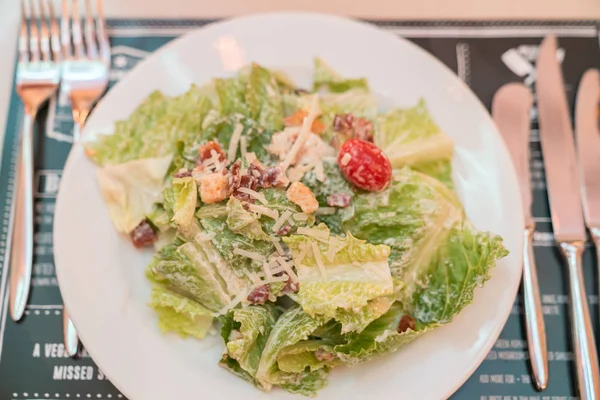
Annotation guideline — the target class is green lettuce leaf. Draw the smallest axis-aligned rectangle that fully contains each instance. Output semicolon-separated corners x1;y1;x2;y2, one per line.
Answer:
255;306;329;396
219;304;280;389
148;285;213;339
296;90;378;129
283;225;394;323
259;188;315;233
341;168;508;325
89;85;213;166
246;63;284;131
214;76;250;117
374;99;454;186
171;177;198;230
313;58;369;93
226;197;270;241
333;296;395;334
96;155;172;233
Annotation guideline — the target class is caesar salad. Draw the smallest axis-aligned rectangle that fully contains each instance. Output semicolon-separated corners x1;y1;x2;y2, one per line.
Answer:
85;58;508;397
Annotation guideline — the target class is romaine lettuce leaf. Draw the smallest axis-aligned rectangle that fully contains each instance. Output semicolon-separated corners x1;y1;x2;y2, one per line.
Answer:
333;296;395;334
313;58;369;93
260;188;315;233
171;177;198;230
255;306;329;396
246;63;284;131
148;285;213;339
214;76;250;117
283;225;394;322
219;304;280;389
296;90;378;129
226;197;270;241
96;155;172;233
374;100;454;186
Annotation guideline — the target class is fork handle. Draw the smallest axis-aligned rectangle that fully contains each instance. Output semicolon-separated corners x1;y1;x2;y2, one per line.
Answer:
9;111;36;321
560;241;600;400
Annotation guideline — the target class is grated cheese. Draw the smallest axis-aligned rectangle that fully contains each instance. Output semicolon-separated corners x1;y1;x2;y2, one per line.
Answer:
297;227;330;241
248;204;279;220
272;210;293;233
269;265;285;275
286;215;296;226
240;136;248;159
233;248;265;262
294;243;309;266
310;241;328;278
268;274;291;283
315;207;336;216
280;95;319;171
262;262;272;279
236;187;268;205
341;153;352;166
314;160;325;182
277;256;299;283
228;123;244;162
244;270;262;285
195;231;216;243
326;236;338;262
245;152;257;165
269;235;286;256
217;291;247;315
293;213;308;221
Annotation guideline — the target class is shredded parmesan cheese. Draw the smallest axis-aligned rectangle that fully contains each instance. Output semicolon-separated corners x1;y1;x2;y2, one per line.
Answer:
262;262;272;279
297;227;330;240
244;270;262;285
195;231;216;242
295;243;309;266
217;291;246;315
293;213;308;221
272;210;293;233
269;274;291;282
228;123;244;162
341;153;352;166
233;248;265;262
280;95;319;171
270;235;286;255
248;204;279;220
240;136;248;159
314;160;325;182
245;152;257;165
310;241;327;278
315;207;336;216
276;256;299;283
326;236;338;262
236;187;268;205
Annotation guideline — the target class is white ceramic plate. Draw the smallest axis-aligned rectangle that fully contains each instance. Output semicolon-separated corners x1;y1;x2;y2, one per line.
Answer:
54;12;524;400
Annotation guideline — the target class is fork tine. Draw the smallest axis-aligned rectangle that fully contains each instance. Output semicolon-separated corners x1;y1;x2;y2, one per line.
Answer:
71;0;85;59
95;0;110;65
61;0;72;59
19;1;30;63
47;0;62;62
37;0;50;62
27;0;41;62
84;0;98;59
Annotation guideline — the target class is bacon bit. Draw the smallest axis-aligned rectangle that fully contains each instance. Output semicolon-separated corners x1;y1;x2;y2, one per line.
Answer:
173;168;192;178
333;113;374;142
282;278;299;294
327;193;352;208
198;141;226;163
130;220;157;248
397;315;416;333
314;349;336;362
247;285;271;305
276;225;292;236
284;110;325;134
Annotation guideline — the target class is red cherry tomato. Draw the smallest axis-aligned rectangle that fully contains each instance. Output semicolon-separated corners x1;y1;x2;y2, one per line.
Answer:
337;139;392;192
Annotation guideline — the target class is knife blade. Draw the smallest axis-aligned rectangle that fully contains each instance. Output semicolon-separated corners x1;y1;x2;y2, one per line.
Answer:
493;83;548;391
575;69;600;249
537;34;600;399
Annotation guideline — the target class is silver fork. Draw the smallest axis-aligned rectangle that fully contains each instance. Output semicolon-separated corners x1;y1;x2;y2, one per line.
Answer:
61;0;110;357
9;0;61;322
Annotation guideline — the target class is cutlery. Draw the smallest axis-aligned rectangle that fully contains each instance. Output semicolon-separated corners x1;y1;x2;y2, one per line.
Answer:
575;69;600;297
536;34;600;399
10;0;61;321
492;83;548;391
60;0;110;357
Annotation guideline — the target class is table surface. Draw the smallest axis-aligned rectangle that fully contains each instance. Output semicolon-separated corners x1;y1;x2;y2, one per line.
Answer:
1;0;600;153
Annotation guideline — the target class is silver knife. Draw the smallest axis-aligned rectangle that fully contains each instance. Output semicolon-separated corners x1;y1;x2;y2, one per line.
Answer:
492;83;548;391
537;34;600;399
575;69;600;285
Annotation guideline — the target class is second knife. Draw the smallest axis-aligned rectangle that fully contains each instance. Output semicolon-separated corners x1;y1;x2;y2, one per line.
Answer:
493;83;548;391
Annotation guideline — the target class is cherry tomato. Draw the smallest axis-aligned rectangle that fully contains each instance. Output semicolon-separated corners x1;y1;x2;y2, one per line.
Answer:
337;139;392;192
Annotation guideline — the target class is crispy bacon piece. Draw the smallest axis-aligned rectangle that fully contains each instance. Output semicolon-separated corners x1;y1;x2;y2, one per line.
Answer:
397;315;416;333
173;168;192;178
333;113;374;143
282;278;299;294
327;193;352;208
276;225;292;236
130;220;157;248
198;141;226;163
247;285;270;305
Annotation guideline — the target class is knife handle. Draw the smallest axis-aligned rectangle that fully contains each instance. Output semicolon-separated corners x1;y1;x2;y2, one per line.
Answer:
523;227;548;391
9;111;35;321
560;241;600;399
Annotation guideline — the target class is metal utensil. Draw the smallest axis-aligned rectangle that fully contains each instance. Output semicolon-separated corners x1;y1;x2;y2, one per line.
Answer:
10;0;61;322
536;34;600;399
575;69;600;290
60;0;110;357
492;83;548;391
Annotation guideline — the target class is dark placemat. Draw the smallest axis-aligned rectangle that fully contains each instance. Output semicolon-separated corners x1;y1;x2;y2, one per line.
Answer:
0;18;598;400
